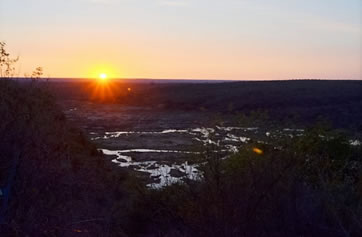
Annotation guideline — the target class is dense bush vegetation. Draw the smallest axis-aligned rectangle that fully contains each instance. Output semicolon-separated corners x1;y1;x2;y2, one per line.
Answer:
0;80;135;236
124;127;362;237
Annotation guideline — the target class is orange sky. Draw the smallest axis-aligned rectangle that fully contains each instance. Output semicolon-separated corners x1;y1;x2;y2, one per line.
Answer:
1;0;361;80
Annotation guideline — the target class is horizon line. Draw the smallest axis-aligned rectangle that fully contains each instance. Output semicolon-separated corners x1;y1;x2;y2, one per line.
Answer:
11;77;362;82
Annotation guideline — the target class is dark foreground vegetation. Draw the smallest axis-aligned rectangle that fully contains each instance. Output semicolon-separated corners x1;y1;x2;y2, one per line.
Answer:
1;79;362;236
130;129;362;236
0;80;134;236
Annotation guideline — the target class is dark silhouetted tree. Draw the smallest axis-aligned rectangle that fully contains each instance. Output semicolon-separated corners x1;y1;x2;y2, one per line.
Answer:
0;41;19;78
31;67;43;79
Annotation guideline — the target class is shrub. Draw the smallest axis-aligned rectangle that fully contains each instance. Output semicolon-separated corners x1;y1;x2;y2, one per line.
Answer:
127;127;362;237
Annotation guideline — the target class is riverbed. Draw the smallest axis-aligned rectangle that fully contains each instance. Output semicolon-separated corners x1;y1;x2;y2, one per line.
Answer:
61;100;306;188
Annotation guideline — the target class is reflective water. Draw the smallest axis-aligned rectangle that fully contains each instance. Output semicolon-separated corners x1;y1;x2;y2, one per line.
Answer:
93;127;360;188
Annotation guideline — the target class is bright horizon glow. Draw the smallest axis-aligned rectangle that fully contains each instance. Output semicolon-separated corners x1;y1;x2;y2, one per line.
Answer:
0;0;361;80
99;73;107;80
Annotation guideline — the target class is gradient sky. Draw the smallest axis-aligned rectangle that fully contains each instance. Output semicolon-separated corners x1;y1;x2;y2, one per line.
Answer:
0;0;361;79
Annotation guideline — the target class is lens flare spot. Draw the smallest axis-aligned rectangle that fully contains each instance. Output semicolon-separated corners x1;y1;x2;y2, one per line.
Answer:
253;147;264;155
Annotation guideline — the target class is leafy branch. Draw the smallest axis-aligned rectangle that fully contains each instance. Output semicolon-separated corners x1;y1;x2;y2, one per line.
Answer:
0;42;19;78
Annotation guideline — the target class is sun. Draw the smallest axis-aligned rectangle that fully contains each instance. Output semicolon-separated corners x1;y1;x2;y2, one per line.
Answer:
99;73;107;81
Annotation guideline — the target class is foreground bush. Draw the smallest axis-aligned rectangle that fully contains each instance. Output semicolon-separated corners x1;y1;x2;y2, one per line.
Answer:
127;128;362;237
0;80;133;236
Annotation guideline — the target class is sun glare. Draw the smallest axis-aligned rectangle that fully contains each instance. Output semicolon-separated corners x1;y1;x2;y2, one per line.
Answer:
99;73;107;81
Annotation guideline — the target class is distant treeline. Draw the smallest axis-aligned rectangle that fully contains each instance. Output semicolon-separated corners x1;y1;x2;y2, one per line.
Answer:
47;80;362;132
